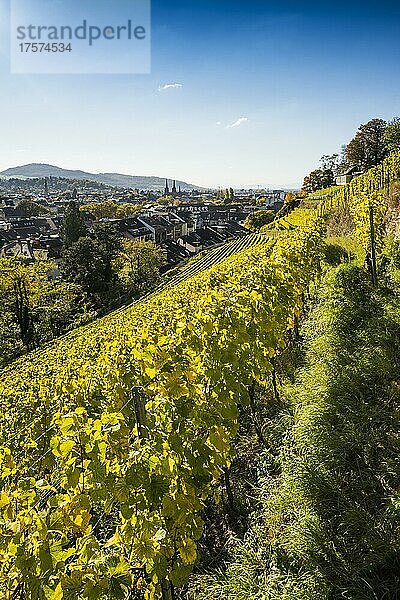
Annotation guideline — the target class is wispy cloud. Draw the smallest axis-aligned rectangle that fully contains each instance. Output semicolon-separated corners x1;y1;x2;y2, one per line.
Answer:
226;117;249;129
158;83;183;92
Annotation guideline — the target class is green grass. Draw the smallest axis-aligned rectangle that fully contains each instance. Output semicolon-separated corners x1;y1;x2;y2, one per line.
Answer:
325;236;364;264
189;262;400;600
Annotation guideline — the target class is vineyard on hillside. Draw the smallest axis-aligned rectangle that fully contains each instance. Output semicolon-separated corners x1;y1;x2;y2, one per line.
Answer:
0;218;322;599
1;151;400;600
0;232;270;366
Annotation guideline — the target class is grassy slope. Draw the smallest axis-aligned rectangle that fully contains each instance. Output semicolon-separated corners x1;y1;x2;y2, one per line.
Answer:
189;257;400;599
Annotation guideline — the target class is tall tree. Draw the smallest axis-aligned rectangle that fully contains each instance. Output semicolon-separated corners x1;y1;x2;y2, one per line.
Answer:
302;155;339;194
383;117;400;154
320;154;339;172
114;240;165;300
61;237;116;307
346;118;388;172
61;224;122;309
92;222;122;256
0;256;82;365
62;200;87;247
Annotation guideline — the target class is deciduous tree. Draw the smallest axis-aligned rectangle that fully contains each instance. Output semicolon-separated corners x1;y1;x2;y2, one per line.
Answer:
383;117;400;154
114;240;165;299
302;155;339;194
244;210;275;231
0;256;82;365
62;201;87;247
346;118;388;171
61;237;116;307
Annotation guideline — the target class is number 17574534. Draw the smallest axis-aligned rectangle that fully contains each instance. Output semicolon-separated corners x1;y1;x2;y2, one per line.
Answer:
19;43;72;53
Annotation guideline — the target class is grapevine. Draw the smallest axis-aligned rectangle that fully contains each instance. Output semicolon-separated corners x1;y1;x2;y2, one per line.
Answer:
0;217;323;599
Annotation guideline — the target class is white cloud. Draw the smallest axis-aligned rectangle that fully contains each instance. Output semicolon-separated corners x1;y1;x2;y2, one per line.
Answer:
226;117;249;129
158;83;183;92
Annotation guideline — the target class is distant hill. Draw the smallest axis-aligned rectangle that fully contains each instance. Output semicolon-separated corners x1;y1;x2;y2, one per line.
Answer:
0;164;201;191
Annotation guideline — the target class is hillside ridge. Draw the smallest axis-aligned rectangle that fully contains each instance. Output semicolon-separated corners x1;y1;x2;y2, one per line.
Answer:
0;163;202;190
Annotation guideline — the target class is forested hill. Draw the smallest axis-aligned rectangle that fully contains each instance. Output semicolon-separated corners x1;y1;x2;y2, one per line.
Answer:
0;163;201;190
1;150;400;599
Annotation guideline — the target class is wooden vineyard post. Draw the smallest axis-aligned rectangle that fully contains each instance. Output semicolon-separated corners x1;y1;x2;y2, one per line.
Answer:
132;386;147;439
369;206;378;287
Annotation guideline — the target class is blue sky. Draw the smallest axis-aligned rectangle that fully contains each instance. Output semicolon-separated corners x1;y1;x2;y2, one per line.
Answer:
1;0;400;188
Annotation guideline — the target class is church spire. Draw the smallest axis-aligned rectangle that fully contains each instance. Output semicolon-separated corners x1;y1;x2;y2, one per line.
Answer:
172;180;177;195
164;179;170;196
